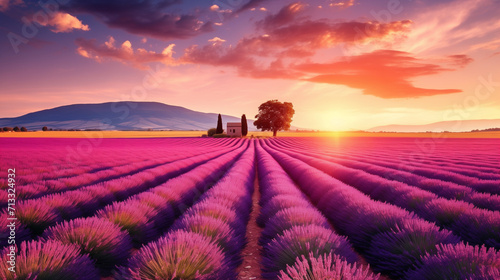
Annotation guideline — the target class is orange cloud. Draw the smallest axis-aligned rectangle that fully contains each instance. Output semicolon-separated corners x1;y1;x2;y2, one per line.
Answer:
297;50;471;98
184;45;471;98
34;12;89;33
76;37;175;69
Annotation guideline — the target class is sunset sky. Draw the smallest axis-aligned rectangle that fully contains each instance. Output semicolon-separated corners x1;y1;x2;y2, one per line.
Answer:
1;0;499;130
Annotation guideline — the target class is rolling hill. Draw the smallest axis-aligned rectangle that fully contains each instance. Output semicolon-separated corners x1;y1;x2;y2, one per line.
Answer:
368;119;500;132
0;102;258;131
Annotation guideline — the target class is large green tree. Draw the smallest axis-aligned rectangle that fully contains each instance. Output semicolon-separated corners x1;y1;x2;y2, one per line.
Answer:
216;114;223;134
254;100;294;137
241;114;248;136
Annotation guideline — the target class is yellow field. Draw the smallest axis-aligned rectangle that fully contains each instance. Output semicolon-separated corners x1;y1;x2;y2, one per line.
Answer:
1;130;499;138
270;131;500;138
0;131;203;138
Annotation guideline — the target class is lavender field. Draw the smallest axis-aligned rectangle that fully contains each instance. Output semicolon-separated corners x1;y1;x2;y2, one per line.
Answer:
1;137;499;279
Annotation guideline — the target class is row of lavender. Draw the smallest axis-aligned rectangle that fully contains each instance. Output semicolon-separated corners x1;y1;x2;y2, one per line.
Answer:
272;138;500;193
277;137;500;173
0;138;232;185
1;139;254;279
256;144;379;279
1;139;245;247
0;138;238;202
116;141;255;279
266;139;500;250
260;139;500;279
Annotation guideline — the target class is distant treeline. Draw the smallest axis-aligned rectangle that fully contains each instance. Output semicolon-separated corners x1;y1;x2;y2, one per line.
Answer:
373;128;500;133
41;127;103;131
470;127;500;132
1;126;105;132
2;126;28;132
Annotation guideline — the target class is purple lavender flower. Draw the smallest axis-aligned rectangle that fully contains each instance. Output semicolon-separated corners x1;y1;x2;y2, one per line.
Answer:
263;225;359;278
188;201;240;228
406;243;500;280
85;185;117;206
64;190;100;215
0;240;99;280
366;218;460;278
278;253;380;280
0;212;32;247
260;207;330;246
257;194;311;228
43;217;133;271
451;207;500;249
420;198;471;227
136;192;176;229
97;201;158;245
172;215;242;255
41;193;83;220
115;230;230;280
15;200;61;235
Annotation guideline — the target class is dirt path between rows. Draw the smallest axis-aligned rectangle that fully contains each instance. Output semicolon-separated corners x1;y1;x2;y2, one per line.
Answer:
236;171;264;280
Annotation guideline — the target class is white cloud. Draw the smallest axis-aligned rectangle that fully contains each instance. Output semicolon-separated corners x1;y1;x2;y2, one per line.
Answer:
208;37;226;44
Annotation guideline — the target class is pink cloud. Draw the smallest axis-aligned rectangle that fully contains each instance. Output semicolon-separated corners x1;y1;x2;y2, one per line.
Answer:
181;42;299;79
256;3;411;49
447;54;474;68
258;20;411;50
182;5;411;80
75;37;175;69
34;12;89;33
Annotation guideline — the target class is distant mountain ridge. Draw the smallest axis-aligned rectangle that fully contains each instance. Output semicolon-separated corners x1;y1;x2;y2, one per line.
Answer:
0;102;258;131
368;119;500;132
